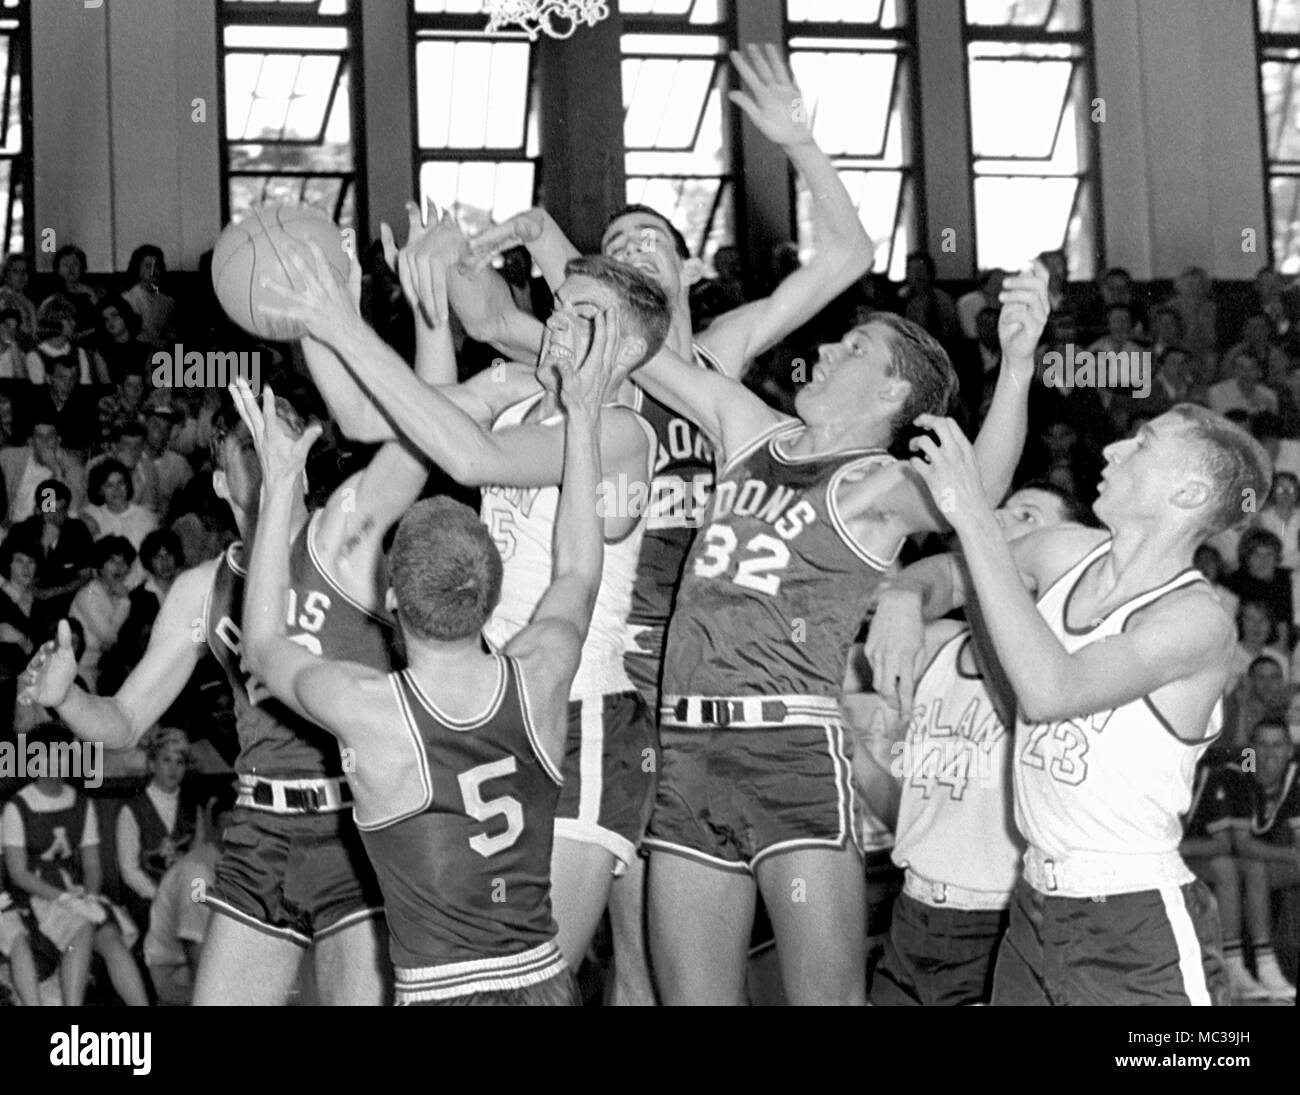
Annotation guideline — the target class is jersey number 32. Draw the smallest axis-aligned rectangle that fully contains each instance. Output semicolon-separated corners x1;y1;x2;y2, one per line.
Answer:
693;524;789;595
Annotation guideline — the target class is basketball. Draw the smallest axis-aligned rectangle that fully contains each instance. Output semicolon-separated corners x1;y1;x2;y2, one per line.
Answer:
211;202;350;341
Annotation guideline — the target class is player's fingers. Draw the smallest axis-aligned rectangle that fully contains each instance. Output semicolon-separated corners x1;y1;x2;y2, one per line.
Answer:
56;618;72;652
908;433;938;461
380;222;399;271
432;262;449;328
727;92;760;124
747;42;776;86
729;49;761;94
295;422;325;460
406;199;424;238
346;250;363;310
763;42;791;87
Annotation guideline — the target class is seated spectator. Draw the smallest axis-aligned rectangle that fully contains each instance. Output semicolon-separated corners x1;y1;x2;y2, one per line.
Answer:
1226;655;1290;750
1230;600;1290;690
1179;753;1258;999
102;366;149;432
88;423;160;516
1;723;148;1006
81;458;159;567
0;830;39;1005
1226;528;1294;641
0;392;13;449
91;296;148;387
899;251;958;344
0;541;37;728
1251;411;1300;482
96;530;181;697
25;296;102;387
956;268;1005;341
1146;346;1204;414
0;419;87;524
43;244;104;344
1236;719;1300;1000
0;308;26;378
68;536;135;690
144;803;227;1006
0;253;37;347
1208;352;1279;417
1163;264;1218;369
116;727;201;945
142;402;191;521
1222;313;1290;387
1194;543;1240;619
1255;265;1292;339
1146;305;1185;361
120;245;175;346
1257;471;1300;571
3;479;95;625
24;355;101;457
135;528;180;612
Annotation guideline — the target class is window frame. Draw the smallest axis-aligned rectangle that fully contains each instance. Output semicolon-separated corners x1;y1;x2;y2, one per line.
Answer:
0;0;31;256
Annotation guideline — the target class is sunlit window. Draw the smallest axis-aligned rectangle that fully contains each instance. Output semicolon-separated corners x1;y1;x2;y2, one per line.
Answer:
413;3;539;237
963;0;1098;279
219;0;359;227
785;0;914;282
0;0;30;254
1258;0;1300;272
619;0;733;263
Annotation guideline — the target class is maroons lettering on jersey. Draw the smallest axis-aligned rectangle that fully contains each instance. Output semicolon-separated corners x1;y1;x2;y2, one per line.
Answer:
709;480;817;540
1019;710;1114;787
654;416;713;474
894;695;1005;802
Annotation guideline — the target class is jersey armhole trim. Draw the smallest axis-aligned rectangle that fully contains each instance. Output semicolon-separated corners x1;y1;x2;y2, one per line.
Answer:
825;455;900;571
353;675;434;831
306;508;392;625
401;661;507;731
508;656;564;787
719;417;801;480
1032;537;1110;610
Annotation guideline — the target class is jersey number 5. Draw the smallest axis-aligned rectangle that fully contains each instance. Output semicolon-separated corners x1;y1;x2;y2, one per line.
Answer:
458;758;524;858
693;524;789;595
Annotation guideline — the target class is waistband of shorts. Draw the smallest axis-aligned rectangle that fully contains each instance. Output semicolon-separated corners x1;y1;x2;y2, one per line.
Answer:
661;693;840;729
904;869;1012;912
1023;845;1193;898
394;940;566;1003
235;775;352;815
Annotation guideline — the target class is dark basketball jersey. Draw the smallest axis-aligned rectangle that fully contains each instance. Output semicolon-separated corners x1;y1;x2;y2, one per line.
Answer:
1181;761;1250;841
663;420;897;699
11;789;89;897
204;509;394;779
124;791;197;884
357;656;562;973
628;343;721;628
1249;759;1300;847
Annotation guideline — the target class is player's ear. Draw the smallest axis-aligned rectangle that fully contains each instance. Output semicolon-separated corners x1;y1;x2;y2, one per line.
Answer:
212;468;230;503
385;587;398;613
682;256;705;288
617;334;648;370
1172;476;1212;514
879;376;911;409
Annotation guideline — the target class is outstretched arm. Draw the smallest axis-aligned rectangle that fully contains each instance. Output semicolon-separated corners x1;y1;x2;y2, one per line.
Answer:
462;208;581;294
699;44;874;373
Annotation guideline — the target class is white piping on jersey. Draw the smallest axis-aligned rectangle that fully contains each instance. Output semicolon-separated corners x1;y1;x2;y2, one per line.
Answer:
770;428;885;466
305;508;389;623
401;659;508;731
692;341;724;373
1252;760;1298;836
223;540;247;577
511;661;564;787
719;417;801;479
577;699;604;827
354;675;437;832
395;939;566;1001
824;452;901;571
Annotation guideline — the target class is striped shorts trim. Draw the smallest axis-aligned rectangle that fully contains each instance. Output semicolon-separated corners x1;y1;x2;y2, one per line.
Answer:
395;940;567;1003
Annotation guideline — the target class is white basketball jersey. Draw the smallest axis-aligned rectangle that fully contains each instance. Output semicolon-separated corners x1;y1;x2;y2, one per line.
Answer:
892;631;1021;901
480;394;653;699
1014;541;1222;864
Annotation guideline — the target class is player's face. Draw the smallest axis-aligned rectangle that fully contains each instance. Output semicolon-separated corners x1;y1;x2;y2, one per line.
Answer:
1095;415;1189;520
1253;727;1293;785
798;323;895;421
541;275;624;389
995;488;1069;542
602;214;685;297
151;744;188;792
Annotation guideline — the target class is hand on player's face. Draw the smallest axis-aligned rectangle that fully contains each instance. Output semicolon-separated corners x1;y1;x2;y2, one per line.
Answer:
997;260;1051;367
555;307;620;420
908;415;987;530
227;380;323;496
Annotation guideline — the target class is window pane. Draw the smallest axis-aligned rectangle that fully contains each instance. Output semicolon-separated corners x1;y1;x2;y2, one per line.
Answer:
968;57;1075;160
973;176;1078;270
418;160;536;238
228;175;354;227
1260;0;1300;35
789;47;900;158
788;0;907;27
965;0;1082;31
226;0;350;13
796;168;908;278
627;175;728;258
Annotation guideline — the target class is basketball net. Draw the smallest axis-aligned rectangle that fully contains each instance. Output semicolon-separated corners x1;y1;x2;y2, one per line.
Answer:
484;0;610;40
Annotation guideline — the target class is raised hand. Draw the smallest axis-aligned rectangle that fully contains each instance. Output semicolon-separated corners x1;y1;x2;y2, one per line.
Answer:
17;619;79;710
460;209;546;275
998;260;1051;372
382;201;469;328
228;379;323;494
259;238;365;346
908;415;987;533
729;43;813;149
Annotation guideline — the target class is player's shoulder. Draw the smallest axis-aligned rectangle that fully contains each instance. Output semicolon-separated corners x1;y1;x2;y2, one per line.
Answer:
168;557;224;609
1011;523;1110;591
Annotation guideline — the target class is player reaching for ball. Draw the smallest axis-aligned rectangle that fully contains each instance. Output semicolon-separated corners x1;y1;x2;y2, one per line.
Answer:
18;213;443;1005
871;406;1270;1005
237;304;617;1004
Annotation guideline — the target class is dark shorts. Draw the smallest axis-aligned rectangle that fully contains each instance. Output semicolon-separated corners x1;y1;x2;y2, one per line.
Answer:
644;721;860;873
554;691;659;871
870;892;1009;1006
991;877;1228;1006
623;626;664;714
405;968;580;1007
208;806;384;948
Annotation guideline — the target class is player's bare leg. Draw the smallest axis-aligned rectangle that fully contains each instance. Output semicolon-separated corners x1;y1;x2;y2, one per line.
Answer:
59;922;94;1005
647;851;755;1005
93;924;149;1005
1203;855;1243;943
192;914;304;1005
607;854;656;1005
312;917;388;1005
1242;858;1275;946
755;846;867;1006
550;835;617;969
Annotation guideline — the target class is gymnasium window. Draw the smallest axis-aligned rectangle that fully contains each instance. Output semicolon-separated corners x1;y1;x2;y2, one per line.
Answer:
0;0;30;254
963;0;1100;279
784;0;916;283
411;1;539;237
218;0;362;228
1258;0;1300;272
619;0;735;266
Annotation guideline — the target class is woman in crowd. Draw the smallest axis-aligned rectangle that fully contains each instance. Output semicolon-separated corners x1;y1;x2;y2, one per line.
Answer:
43;244;104;344
3;479;95;625
0;542;38;730
121;245;175;346
81;459;159;574
68;535;135;691
92;296;147;386
0;253;37;346
25;295;104;387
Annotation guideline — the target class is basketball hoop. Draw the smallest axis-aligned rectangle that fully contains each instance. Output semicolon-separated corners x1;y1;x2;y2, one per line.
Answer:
485;0;610;41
